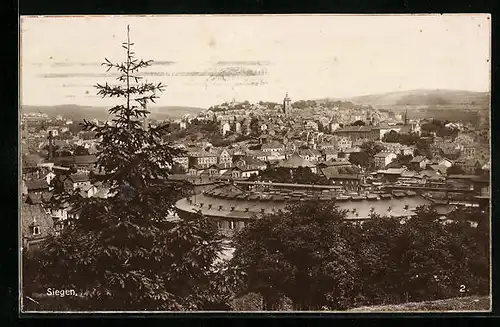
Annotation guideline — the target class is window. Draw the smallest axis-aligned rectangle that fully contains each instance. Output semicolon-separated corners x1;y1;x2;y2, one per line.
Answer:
32;226;40;236
229;221;235;229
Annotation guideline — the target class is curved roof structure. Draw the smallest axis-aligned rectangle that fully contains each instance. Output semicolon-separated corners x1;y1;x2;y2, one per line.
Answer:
175;183;433;221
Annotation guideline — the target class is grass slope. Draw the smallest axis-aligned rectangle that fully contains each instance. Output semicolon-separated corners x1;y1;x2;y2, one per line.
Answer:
348;295;491;312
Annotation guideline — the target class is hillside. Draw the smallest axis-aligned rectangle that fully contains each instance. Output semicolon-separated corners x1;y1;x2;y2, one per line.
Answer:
341;89;490;109
21;104;205;121
348;295;490;312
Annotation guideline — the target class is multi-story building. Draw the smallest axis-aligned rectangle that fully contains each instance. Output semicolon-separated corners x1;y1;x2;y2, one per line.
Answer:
333;126;380;142
410;156;430;170
188;151;218;168
374;152;398;169
379;142;416;156
63;174;91;192
462;145;476;159
217;149;233;168
336;136;352;152
297;149;322;162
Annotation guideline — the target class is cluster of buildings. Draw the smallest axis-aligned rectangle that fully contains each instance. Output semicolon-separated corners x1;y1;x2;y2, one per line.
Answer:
20;93;491;245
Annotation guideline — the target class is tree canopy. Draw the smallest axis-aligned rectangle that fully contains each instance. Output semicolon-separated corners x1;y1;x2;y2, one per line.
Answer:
230;202;489;310
351;120;366;126
22;26;225;311
348;151;371;169
382;131;422;146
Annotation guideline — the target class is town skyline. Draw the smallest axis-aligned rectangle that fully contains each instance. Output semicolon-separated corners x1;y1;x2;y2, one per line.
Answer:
20;15;491;313
21;15;490;108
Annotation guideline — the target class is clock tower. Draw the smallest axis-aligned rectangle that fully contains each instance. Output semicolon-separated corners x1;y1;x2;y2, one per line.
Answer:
283;92;291;116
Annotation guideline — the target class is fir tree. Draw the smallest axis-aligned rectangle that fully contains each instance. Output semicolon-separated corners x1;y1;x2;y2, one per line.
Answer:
22;26;224;311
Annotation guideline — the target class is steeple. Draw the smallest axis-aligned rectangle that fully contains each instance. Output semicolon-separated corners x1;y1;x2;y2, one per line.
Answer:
283;92;291;116
403;107;408;125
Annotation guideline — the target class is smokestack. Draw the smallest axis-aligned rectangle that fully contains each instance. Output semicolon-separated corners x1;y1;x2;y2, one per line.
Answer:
48;131;54;160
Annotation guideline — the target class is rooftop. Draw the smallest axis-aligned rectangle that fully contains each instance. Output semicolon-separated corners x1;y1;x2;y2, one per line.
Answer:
276;154;316;168
25;179;49;191
176;189;430;221
68;174;90;183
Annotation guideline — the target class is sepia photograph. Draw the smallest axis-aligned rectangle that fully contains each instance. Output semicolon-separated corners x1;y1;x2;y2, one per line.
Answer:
19;14;491;313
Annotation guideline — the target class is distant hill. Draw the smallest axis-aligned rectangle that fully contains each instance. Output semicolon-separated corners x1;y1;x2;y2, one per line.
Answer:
21;104;205;121
340;89;490;109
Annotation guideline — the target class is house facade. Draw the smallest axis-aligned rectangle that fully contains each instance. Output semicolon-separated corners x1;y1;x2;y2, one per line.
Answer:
188;151;218;168
374;152;398;169
217;149;233;168
63;174;91;192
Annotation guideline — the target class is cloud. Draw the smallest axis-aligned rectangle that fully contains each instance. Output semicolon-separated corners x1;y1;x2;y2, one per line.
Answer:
40;72;121;78
61;83;95;88
51;62;102;67
206;67;268;81
151;61;177;66
41;67;268;79
234;80;268;86
216;61;270;66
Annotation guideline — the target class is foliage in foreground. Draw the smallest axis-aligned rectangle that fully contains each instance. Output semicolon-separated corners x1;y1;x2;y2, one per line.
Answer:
230;202;489;311
22;26;225;311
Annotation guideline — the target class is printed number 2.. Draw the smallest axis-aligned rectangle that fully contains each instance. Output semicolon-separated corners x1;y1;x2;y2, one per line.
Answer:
460;285;466;293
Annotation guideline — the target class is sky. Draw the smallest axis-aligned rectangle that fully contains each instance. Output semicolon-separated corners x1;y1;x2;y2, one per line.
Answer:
20;15;491;108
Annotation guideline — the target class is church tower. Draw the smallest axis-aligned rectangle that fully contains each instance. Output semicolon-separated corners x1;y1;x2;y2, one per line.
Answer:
283;92;291;116
403;107;409;125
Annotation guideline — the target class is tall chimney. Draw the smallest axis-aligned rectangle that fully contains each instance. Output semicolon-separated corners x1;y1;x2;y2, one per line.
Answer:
48;131;54;160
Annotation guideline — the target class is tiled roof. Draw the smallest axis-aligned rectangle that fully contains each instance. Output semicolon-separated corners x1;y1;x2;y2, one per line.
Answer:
25;179;49;191
69;174;90;183
429;165;448;175
176;193;430;220
410;156;426;163
321;148;338;155
25;192;53;205
322;159;352;167
80;184;96;192
21;200;54;242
